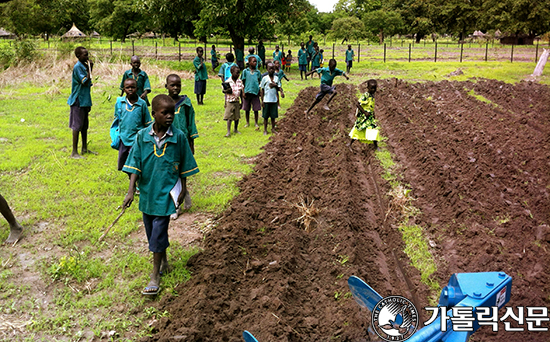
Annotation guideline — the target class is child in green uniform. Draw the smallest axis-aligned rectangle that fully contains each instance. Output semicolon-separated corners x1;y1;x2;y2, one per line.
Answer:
273;45;283;63
260;63;284;135
68;46;94;159
298;42;308;80
165;74;198;217
345;45;355;74
119;56;151;106
245;47;263;68
210;45;219;71
273;60;289;108
305;59;349;115
311;44;321;77
193;47;208;105
235;44;245;70
348;79;378;150
115;78;152;172
123;95;199;296
241;56;262;129
257;41;266;70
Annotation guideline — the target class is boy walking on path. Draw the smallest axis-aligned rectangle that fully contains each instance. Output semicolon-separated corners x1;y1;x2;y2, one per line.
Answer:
193;47;208;105
115;78;152;173
1;194;24;244
345;45;355;74
120;56;151;106
305;58;349;115
348;79;378;150
68;46;94;159
165;74;198;218
241;56;262;129
223;65;244;137
122;94;199;296
260;62;284;135
298;42;308;80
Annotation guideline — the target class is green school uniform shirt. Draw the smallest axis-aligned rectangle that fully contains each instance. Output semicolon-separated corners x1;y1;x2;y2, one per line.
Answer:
311;52;321;68
345;49;355;62
193;56;208;81
273;50;282;62
114;96;152;147
306;40;315;55
355;92;377;130
316;67;345;86
174;95;199;139
244;54;263;67
298;48;307;65
241;68;262;95
260;74;281;103
119;69;151;99
277;69;287;82
211;49;218;62
68;60;92;107
123;125;199;216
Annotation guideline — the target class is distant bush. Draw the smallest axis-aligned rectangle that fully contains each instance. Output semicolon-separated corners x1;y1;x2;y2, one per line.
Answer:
0;40;38;68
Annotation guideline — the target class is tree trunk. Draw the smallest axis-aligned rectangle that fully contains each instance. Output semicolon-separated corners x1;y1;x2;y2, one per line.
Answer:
379;29;384;44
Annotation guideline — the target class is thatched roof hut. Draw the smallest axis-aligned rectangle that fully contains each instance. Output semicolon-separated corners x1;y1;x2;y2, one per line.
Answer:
90;31;100;38
62;24;86;39
0;28;16;39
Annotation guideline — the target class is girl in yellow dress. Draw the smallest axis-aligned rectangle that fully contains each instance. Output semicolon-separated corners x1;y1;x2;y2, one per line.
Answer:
348;79;378;150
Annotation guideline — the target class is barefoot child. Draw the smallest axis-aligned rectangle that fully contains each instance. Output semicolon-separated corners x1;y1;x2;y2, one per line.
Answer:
298;42;308;80
120;56;151;106
348;79;378;150
165;74;199;218
115;78;152;173
285;50;292;72
241;56;262;128
311;44;321;77
68;46;94;159
305;59;349;115
210;45;219;71
122;94;199;296
273;60;289;108
245;47;263;69
260;62;284;135
193;47;208;105
273;45;283;64
223;65;244;137
1;194;23;244
345;45;355;74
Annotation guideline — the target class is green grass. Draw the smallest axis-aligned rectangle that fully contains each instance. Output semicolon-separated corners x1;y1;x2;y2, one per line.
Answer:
0;52;546;339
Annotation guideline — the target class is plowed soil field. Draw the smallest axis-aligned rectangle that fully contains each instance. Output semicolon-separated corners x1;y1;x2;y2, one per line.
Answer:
144;79;550;342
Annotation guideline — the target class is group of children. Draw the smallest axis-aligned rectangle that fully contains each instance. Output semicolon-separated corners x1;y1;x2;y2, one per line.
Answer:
18;44;376;297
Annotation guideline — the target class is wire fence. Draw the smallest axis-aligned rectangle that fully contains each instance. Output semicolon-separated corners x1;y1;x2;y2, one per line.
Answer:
2;37;549;65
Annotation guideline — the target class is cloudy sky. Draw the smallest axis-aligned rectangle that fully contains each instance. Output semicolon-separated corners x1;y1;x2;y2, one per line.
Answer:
308;0;338;13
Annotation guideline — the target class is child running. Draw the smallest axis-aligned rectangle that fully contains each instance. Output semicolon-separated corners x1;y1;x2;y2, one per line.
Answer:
310;45;321;77
68;46;94;159
223;65;244;137
298;42;308;80
304;58;349;115
345;45;355;74
274;60;289;108
193;47;208;105
348;79;379;151
241;56;262;129
165;74;199;218
115;78;152;174
273;45;283;64
122;94;199;296
120;56;151;106
260;62;284;135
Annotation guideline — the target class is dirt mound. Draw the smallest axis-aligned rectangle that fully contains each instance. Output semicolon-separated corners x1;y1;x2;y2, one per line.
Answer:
146;79;550;342
144;84;428;341
376;78;550;341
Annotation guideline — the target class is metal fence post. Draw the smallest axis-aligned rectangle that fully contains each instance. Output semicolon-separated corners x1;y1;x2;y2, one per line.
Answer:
434;42;437;62
179;42;181;62
332;43;335;59
511;44;514;63
110;40;112;56
460;43;463;62
155;41;158;60
384;43;386;63
485;42;488;62
132;40;134;56
358;44;360;63
535;42;539;62
409;43;411;62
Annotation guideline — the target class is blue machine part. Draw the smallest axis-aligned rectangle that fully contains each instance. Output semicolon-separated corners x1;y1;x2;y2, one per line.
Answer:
348;275;384;312
243;330;259;342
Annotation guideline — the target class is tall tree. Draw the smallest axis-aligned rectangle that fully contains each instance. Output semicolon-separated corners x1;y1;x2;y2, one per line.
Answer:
138;0;200;40
390;0;436;42
435;0;482;41
481;0;550;37
363;9;404;43
330;16;365;43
